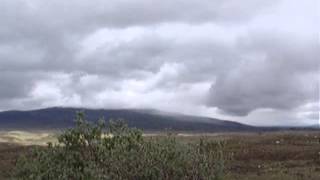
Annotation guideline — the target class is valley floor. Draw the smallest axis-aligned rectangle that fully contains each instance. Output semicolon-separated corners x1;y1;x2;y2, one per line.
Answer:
0;131;320;180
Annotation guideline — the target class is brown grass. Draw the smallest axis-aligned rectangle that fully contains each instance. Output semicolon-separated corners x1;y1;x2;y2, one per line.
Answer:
1;131;320;179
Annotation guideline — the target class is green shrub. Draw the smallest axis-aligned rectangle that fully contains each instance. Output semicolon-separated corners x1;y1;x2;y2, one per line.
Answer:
14;112;226;180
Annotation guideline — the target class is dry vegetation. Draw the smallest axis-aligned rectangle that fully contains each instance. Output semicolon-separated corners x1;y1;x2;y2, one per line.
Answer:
0;131;57;146
0;130;319;179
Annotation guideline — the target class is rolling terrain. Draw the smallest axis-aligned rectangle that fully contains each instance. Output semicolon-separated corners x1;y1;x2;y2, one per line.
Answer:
0;107;256;132
1;131;320;179
0;107;319;179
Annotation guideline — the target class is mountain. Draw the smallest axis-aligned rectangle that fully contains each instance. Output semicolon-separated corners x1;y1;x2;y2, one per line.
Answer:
0;107;257;132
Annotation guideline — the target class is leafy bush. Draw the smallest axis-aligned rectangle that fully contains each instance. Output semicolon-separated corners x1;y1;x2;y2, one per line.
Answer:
14;112;226;180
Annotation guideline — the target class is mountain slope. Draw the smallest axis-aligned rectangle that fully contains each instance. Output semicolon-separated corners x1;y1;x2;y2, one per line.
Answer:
0;107;256;132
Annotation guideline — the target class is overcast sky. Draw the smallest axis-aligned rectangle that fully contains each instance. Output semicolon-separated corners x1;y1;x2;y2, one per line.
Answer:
0;0;319;126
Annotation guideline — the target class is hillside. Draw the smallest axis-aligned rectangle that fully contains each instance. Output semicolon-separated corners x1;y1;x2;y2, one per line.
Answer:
0;107;256;132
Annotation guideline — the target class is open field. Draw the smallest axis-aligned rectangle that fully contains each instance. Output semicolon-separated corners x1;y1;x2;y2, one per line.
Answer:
0;131;58;146
1;131;320;179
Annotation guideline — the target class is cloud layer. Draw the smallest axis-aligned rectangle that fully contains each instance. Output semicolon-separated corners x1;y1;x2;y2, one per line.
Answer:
0;0;318;126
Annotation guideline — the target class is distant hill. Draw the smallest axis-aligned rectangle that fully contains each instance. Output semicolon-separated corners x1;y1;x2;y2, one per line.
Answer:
0;107;258;132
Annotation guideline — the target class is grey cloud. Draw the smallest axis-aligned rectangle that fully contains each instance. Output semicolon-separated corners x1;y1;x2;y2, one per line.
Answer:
0;0;277;79
79;34;238;85
0;0;317;126
0;72;31;99
0;0;276;32
1;0;270;73
0;71;47;101
305;112;319;121
207;32;319;116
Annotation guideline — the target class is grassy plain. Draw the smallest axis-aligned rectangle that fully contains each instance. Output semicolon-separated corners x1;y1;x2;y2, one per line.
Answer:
0;131;319;179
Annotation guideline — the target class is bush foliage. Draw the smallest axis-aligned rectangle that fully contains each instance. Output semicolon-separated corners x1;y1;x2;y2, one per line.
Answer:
14;112;226;180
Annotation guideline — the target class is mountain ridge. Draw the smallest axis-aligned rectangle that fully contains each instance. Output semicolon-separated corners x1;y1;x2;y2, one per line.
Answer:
0;107;257;132
0;107;317;132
